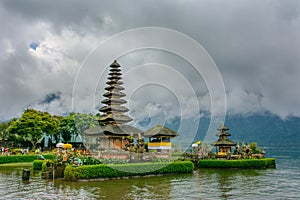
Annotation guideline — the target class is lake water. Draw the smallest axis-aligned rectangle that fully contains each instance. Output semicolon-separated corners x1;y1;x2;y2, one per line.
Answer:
0;147;299;200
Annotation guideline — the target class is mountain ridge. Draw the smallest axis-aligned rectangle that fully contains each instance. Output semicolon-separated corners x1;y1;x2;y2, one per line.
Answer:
165;113;300;147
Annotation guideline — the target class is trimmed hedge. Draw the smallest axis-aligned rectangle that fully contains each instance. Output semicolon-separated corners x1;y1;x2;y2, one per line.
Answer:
0;154;55;164
42;159;55;172
64;161;194;180
41;154;55;160
33;160;44;170
198;158;276;169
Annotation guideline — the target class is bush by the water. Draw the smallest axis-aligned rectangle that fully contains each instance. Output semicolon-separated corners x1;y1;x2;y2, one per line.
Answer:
151;158;174;163
79;156;102;165
79;157;129;165
0;154;55;164
99;158;129;164
34;159;57;171
198;158;276;169
64;161;194;180
42;159;55;171
33;160;44;170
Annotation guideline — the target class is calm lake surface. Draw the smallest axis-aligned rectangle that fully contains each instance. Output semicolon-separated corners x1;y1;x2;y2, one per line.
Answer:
0;147;299;200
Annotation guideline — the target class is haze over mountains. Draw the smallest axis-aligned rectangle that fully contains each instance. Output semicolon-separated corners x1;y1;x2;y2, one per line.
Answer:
135;111;300;148
192;113;300;147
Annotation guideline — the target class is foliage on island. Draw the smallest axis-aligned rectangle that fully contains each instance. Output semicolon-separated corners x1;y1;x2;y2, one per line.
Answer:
249;142;262;154
33;160;44;170
0;154;55;164
64;161;194;180
198;158;276;169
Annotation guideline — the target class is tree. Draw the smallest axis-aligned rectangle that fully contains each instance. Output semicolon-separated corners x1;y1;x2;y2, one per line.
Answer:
43;114;60;147
0;121;12;146
7;109;59;149
59;113;97;143
250;142;261;154
73;113;98;148
60;113;76;143
73;113;98;136
51;115;62;145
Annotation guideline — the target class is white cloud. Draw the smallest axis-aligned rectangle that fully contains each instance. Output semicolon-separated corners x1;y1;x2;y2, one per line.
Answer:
0;0;300;122
226;87;264;115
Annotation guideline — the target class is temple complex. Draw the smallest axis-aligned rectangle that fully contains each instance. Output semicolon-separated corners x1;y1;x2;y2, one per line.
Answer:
212;122;237;157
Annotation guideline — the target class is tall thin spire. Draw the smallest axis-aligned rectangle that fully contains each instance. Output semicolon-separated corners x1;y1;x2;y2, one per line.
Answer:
98;60;132;126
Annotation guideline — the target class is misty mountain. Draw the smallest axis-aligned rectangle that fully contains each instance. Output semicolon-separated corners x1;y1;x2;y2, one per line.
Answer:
224;114;300;147
202;114;300;147
165;113;300;148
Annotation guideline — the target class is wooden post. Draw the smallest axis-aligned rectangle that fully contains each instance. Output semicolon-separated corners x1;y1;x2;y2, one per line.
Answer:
22;169;30;181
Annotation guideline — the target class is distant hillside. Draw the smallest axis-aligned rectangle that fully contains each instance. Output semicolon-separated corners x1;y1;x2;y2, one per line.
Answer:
194;114;300;147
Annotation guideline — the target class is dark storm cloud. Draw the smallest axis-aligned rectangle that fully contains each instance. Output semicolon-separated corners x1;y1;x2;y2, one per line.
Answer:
0;0;300;120
40;92;61;104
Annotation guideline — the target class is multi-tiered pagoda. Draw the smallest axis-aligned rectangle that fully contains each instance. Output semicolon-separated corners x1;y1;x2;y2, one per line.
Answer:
84;61;143;150
212;122;237;156
98;60;132;126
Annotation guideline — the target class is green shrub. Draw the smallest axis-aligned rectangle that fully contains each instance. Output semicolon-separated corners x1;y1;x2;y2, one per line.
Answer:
198;158;276;169
64;161;194;180
250;142;262;154
0;154;55;164
151;158;174;163
42;154;55;160
33;160;44;170
0;155;36;164
171;152;184;157
11;149;21;154
98;158;128;164
79;156;102;165
42;160;54;172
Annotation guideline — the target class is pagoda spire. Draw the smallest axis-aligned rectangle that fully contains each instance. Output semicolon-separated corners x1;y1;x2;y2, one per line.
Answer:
98;60;132;126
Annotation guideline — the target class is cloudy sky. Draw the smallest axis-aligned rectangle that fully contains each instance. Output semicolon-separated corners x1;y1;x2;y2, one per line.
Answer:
1;0;300;131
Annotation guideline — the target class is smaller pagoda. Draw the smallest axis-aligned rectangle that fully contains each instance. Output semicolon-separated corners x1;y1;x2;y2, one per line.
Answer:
212;122;237;156
143;125;179;152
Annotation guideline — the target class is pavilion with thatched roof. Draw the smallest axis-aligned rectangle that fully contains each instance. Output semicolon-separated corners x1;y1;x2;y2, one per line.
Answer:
143;124;179;152
83;61;143;151
212;122;237;156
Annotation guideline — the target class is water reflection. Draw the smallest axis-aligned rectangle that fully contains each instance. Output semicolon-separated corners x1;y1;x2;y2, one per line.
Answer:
49;173;189;199
198;169;263;199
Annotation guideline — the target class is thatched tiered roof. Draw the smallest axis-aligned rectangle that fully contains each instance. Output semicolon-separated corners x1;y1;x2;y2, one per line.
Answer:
98;60;132;125
212;139;237;146
143;125;179;138
212;122;236;147
84;124;143;137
